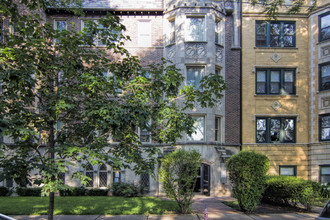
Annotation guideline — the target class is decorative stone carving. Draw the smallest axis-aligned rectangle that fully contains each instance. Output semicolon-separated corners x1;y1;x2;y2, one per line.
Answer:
271;52;281;63
321;45;330;58
166;45;176;62
185;43;207;58
216;48;224;63
322;97;330;108
271;101;281;111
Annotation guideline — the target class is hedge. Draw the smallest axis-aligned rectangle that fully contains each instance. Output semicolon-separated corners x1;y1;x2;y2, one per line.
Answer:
0;186;11;196
16;187;42;196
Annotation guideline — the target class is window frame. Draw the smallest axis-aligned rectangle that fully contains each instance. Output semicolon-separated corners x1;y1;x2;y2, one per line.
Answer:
320;165;330;185
185;15;206;42
215;116;222;142
319;11;330;42
186;66;205;89
255;20;296;48
85;163;94;188
319;62;330;91
98;164;108;188
256;117;296;143
215;18;224;45
279;165;297;176
113;170;121;183
319;113;330;141
187;115;205;142
256;68;296;95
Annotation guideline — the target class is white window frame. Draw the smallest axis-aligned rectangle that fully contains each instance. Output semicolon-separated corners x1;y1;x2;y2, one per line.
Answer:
187;115;205;142
138;20;151;47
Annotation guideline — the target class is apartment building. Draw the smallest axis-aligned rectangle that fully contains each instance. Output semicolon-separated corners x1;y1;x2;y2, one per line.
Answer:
0;0;241;197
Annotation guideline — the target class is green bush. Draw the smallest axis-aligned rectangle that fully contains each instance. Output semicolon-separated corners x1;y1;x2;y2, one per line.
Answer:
158;149;202;214
59;186;86;196
226;150;270;213
111;182;141;197
87;189;109;196
16;187;42;196
0;186;10;196
263;175;322;211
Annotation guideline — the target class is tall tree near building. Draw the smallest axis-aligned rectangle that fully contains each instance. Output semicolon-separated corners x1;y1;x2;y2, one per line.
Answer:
0;0;225;219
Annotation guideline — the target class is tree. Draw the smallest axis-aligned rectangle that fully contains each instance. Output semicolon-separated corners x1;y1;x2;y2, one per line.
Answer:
0;1;225;219
158;149;202;214
226;150;270;213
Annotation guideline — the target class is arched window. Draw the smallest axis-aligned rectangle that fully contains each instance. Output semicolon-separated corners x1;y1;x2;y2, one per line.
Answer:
86;163;94;188
99;164;107;187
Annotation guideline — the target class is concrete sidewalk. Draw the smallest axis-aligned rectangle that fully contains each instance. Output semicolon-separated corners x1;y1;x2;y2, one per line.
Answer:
10;196;320;220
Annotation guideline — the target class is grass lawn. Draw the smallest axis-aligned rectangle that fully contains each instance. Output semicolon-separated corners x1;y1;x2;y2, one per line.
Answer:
0;196;178;215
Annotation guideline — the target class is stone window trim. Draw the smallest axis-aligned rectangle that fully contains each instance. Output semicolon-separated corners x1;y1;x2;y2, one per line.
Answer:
255;68;296;95
279;165;297;176
319;11;330;43
255;20;296;48
319;165;330;184
319;61;330;91
255;116;296;143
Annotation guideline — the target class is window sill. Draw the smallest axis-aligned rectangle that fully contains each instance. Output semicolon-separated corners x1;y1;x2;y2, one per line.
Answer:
317;38;330;45
165;43;176;47
215;43;224;47
254;94;298;98
254;47;298;50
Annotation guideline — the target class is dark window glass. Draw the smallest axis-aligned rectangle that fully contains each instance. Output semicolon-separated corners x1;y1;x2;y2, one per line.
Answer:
279;165;296;176
256;69;296;95
320;114;330;141
256;21;295;47
86;163;94;187
256;117;296;143
320;166;330;185
99;164;107;187
141;173;150;188
320;12;330;42
320;62;330;91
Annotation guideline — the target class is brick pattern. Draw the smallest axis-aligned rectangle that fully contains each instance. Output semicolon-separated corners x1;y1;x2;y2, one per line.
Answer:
224;16;241;145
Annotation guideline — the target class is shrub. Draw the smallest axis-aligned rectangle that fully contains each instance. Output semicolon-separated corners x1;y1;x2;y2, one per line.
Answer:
158;149;202;214
111;182;141;197
263;175;322;211
59;186;86;196
16;187;42;196
226;150;270;213
0;186;10;196
87;189;109;196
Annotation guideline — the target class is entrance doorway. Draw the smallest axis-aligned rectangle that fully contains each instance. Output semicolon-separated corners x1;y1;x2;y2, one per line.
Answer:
194;163;210;196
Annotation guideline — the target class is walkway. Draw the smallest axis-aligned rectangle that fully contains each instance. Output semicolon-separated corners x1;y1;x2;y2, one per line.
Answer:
10;196;320;220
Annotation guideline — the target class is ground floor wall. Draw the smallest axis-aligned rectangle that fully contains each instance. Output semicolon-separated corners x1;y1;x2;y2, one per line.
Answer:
242;144;309;179
310;143;330;183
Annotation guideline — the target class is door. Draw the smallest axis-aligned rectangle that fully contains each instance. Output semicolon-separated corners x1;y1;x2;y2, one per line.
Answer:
194;163;211;196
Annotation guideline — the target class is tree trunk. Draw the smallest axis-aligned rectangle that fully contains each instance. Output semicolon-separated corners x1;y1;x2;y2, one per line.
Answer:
48;192;55;220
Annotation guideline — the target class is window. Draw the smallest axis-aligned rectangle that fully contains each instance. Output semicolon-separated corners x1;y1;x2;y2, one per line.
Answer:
319;62;330;91
139;126;151;143
186;67;205;89
320;165;330;184
54;20;67;31
215;19;224;45
168;19;175;45
81;20;106;47
99;164;107;187
319;12;330;42
256;21;295;47
113;170;121;183
256;117;296;143
186;17;205;41
140;173;150;189
187;116;205;141
256;69;295;95
215;116;221;142
138;20;151;47
86;163;94;187
279;165;296;176
319;114;330;141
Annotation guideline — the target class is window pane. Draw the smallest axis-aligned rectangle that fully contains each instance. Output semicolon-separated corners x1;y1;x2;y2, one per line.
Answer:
270;71;280;94
113;171;120;183
280;167;295;176
99;172;107;187
256;119;266;143
56;21;67;31
186;17;204;41
270;119;280;142
256;71;266;94
187;116;204;141
256;22;267;46
321;114;330;141
140;128;150;142
86;171;94;187
321;64;330;90
215;117;221;141
321;167;330;175
270;23;280;47
141;173;150;188
283;119;295;142
187;68;204;88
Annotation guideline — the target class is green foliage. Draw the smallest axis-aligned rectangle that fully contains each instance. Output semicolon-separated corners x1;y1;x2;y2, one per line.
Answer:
263;175;324;211
0;186;10;196
87;189;109;196
226;150;270;213
16;187;42;197
111;182;145;197
158;149;202;214
59;186;86;196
